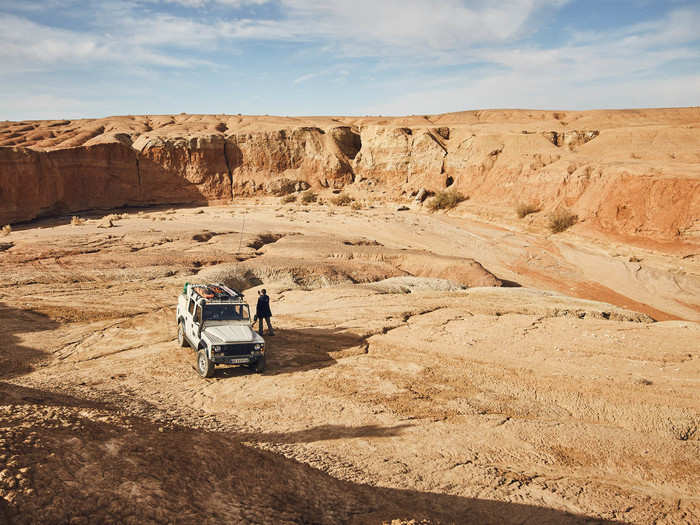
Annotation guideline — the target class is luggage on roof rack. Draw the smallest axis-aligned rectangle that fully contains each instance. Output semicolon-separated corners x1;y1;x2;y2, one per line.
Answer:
187;283;243;301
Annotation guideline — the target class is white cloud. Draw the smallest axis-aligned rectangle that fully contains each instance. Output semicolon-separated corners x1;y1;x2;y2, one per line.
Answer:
292;72;318;85
367;70;700;115
164;0;269;7
219;0;571;54
0;0;697;115
0;93;93;120
0;12;216;72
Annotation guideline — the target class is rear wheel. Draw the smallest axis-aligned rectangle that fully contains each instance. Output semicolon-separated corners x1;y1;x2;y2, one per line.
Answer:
177;322;188;348
197;349;215;378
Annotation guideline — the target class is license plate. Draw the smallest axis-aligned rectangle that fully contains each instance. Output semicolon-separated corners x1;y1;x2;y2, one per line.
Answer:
227;358;249;364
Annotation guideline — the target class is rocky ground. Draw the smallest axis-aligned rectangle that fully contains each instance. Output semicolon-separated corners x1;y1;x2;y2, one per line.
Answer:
1;200;698;524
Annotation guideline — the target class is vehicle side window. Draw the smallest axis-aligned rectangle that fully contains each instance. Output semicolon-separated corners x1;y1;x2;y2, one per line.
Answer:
188;299;195;315
194;305;202;324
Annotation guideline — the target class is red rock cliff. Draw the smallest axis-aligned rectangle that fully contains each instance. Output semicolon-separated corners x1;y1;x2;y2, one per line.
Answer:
0;110;698;244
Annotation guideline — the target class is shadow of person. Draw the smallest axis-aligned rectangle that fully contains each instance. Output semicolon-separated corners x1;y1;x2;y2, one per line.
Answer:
239;423;414;444
0;301;60;380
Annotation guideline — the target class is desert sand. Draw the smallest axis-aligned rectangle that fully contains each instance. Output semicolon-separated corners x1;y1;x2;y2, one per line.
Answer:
0;110;699;524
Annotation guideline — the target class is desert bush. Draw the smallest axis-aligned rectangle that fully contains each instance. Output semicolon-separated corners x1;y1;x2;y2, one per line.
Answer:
301;190;317;204
71;216;85;226
1;224;11;236
427;190;466;211
548;208;578;233
350;201;363;210
330;193;354;206
516;202;540;218
281;194;297;204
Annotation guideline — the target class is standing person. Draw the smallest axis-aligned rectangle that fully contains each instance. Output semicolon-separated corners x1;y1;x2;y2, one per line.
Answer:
256;289;274;335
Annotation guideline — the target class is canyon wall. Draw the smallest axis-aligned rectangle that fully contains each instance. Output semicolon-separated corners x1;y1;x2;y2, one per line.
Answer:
1;110;698;244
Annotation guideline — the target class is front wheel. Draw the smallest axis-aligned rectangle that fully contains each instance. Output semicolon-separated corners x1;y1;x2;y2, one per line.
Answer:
177;322;188;348
196;349;215;378
250;355;266;374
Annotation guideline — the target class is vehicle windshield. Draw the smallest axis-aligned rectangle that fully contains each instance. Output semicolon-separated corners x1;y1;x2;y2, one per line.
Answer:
202;304;250;322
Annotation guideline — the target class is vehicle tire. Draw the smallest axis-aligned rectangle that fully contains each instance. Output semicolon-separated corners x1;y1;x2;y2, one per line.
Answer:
196;349;215;378
177;322;188;348
252;355;266;374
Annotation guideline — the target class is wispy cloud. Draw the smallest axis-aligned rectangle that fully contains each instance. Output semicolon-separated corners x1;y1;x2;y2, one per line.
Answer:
220;0;571;55
0;0;697;118
292;72;318;85
365;6;700;113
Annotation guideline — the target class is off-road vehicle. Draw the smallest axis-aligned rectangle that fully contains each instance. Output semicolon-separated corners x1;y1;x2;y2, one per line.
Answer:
176;283;266;377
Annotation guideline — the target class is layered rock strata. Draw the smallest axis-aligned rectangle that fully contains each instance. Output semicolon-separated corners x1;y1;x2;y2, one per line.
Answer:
1;109;698;244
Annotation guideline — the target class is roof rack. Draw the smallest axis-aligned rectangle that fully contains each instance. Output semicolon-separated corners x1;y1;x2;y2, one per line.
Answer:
187;283;244;302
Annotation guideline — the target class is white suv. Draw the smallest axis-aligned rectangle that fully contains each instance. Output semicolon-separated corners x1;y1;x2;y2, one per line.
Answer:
176;283;266;377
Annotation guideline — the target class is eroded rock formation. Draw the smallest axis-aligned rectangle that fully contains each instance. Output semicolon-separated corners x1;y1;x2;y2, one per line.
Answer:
1;109;698;244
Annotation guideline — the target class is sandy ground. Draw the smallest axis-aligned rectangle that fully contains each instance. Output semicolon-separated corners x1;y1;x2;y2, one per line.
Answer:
1;200;699;524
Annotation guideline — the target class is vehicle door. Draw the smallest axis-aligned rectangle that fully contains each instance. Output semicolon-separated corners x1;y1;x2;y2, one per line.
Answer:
186;299;197;343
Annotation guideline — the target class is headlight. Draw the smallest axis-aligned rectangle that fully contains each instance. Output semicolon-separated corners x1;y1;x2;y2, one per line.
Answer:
255;343;263;351
213;345;222;352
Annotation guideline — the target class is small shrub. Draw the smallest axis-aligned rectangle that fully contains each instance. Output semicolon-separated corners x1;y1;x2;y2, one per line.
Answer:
281;194;297;204
71;216;85;226
301;190;317;204
330;193;354;206
427;190;466;211
350;201;363;210
1;224;11;236
548;208;578;233
516;202;540;218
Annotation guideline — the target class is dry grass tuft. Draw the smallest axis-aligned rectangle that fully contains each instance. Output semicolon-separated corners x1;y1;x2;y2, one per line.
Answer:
281;194;297;204
71;216;85;226
427;190;467;211
350;201;363;210
300;190;317;204
516;202;540;218
104;213;124;223
1;224;11;236
330;193;354;206
548;208;578;233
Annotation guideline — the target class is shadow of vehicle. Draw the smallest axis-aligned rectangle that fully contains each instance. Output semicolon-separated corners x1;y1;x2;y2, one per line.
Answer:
213;326;368;378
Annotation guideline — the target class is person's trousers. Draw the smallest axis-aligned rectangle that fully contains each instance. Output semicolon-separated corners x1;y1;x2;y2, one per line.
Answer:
258;316;273;334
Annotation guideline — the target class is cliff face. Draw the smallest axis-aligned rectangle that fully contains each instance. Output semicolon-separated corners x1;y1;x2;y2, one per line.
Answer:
0;143;138;222
1;109;698;244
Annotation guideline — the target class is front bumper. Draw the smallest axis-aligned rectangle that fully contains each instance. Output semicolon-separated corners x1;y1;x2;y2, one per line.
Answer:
212;351;264;365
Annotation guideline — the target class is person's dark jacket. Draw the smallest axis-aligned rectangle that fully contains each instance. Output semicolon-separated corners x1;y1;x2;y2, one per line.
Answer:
256;294;272;318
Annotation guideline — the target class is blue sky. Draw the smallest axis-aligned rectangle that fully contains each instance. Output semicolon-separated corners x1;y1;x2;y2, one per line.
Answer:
1;0;699;119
